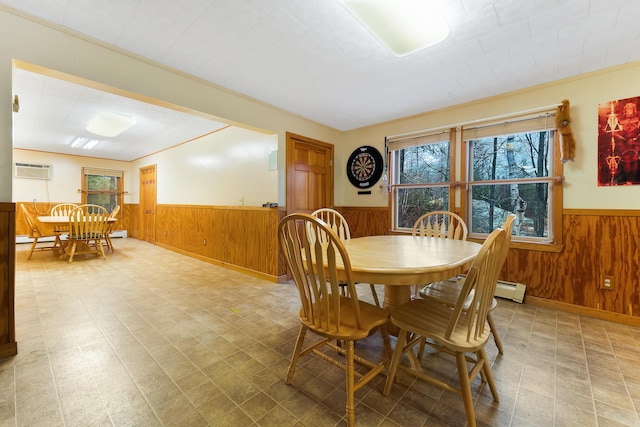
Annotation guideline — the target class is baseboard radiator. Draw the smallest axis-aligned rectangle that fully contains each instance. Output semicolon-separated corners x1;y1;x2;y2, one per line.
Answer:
494;279;526;303
451;274;526;304
16;230;128;244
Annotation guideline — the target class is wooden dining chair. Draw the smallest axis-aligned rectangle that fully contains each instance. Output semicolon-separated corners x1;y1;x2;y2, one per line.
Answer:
50;203;78;243
383;227;510;427
412;210;468;239
50;203;78;216
62;204;110;263
279;213;392;427
20;204;63;260
311;208;381;307
103;205;120;252
411;210;468;298
419;214;516;354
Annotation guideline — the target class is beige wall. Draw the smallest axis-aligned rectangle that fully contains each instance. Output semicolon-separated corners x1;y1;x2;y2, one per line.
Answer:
4;8;640;211
12;150;132;204
339;62;640;209
130;126;278;206
14;127;278;207
0;9;341;205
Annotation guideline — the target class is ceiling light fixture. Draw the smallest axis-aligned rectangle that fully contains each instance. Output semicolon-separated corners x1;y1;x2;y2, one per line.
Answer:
86;110;137;137
339;0;449;57
70;136;101;149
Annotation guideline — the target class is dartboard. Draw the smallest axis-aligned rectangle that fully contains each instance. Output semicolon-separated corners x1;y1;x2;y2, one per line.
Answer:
346;146;384;189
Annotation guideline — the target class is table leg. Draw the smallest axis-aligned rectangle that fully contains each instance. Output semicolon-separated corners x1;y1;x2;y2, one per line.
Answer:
383;285;412;336
383;285;412;311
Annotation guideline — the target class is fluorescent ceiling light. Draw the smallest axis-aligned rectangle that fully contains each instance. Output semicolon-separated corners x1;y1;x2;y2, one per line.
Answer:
86;110;137;137
339;0;449;57
70;136;100;149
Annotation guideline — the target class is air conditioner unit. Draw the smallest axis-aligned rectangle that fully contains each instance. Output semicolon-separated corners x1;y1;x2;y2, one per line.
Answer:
15;163;52;180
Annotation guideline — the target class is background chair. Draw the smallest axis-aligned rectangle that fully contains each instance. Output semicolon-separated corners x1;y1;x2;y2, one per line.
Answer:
50;202;78;242
411;210;468;298
279;213;392;427
50;203;78;216
311;208;381;307
19;204;62;260
419;214;516;354
383;227;510;427
63;204;110;263
103;205;120;252
412;210;468;239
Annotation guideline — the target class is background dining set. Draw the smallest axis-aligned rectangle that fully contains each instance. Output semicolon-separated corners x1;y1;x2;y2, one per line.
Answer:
278;208;515;427
20;202;119;263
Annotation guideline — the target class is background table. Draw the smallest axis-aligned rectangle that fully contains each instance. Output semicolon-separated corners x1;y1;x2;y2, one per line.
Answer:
37;216;117;225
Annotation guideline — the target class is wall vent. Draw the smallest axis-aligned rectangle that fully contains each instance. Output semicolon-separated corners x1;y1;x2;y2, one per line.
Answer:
15;163;52;180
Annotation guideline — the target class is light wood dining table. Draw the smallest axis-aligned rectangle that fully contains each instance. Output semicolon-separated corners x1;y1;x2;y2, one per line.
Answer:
37;215;118;225
336;235;482;311
37;215;118;256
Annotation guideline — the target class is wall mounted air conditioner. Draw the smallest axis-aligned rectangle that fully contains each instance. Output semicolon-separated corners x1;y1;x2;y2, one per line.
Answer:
15;163;52;180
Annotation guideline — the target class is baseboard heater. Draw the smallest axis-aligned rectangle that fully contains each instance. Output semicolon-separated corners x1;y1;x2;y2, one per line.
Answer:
495;280;526;303
16;230;128;244
452;274;526;304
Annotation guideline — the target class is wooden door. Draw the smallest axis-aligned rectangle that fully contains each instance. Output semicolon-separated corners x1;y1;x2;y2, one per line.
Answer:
139;165;157;243
286;132;334;214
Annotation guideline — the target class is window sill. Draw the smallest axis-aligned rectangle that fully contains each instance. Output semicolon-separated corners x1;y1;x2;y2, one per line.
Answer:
468;238;564;253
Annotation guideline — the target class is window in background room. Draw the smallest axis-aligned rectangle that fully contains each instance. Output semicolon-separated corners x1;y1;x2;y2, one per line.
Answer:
81;167;123;214
388;130;453;231
463;114;558;242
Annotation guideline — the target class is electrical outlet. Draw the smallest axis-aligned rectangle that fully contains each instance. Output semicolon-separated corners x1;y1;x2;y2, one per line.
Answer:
600;274;616;290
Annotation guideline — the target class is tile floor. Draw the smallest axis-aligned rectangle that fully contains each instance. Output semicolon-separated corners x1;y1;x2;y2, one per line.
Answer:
2;238;640;426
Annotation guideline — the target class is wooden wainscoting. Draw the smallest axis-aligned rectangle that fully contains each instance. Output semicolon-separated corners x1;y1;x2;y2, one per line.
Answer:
0;203;17;359
15;202;134;238
339;206;640;324
155;205;287;282
504;210;640;324
338;206;391;237
15;202;286;282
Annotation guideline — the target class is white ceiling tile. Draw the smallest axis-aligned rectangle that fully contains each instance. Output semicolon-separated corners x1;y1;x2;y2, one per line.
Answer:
4;0;640;153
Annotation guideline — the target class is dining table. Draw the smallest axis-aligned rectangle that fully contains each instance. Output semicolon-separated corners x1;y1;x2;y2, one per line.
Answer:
336;235;482;311
37;215;118;225
37;215;118;257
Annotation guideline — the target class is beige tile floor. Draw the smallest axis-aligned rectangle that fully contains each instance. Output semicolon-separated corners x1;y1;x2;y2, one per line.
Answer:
2;238;640;426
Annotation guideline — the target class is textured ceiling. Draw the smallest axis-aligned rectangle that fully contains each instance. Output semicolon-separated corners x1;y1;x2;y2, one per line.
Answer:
4;0;640;159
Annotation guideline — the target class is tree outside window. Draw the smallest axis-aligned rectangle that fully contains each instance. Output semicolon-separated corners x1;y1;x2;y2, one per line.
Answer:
468;130;553;240
388;111;563;247
82;168;123;214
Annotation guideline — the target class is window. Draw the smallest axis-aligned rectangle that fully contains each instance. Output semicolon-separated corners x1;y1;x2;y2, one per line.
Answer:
388;130;452;230
81;167;123;214
388;110;563;248
464;115;557;242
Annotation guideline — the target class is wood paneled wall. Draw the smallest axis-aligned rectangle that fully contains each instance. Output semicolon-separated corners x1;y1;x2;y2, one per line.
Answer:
154;205;287;281
15;201;639;322
0;203;17;359
338;207;392;237
15;202;134;238
504;210;640;318
339;206;640;322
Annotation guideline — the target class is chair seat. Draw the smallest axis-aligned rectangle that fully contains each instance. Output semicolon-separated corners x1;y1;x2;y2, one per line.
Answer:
300;297;390;341
391;298;491;353
420;277;498;312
